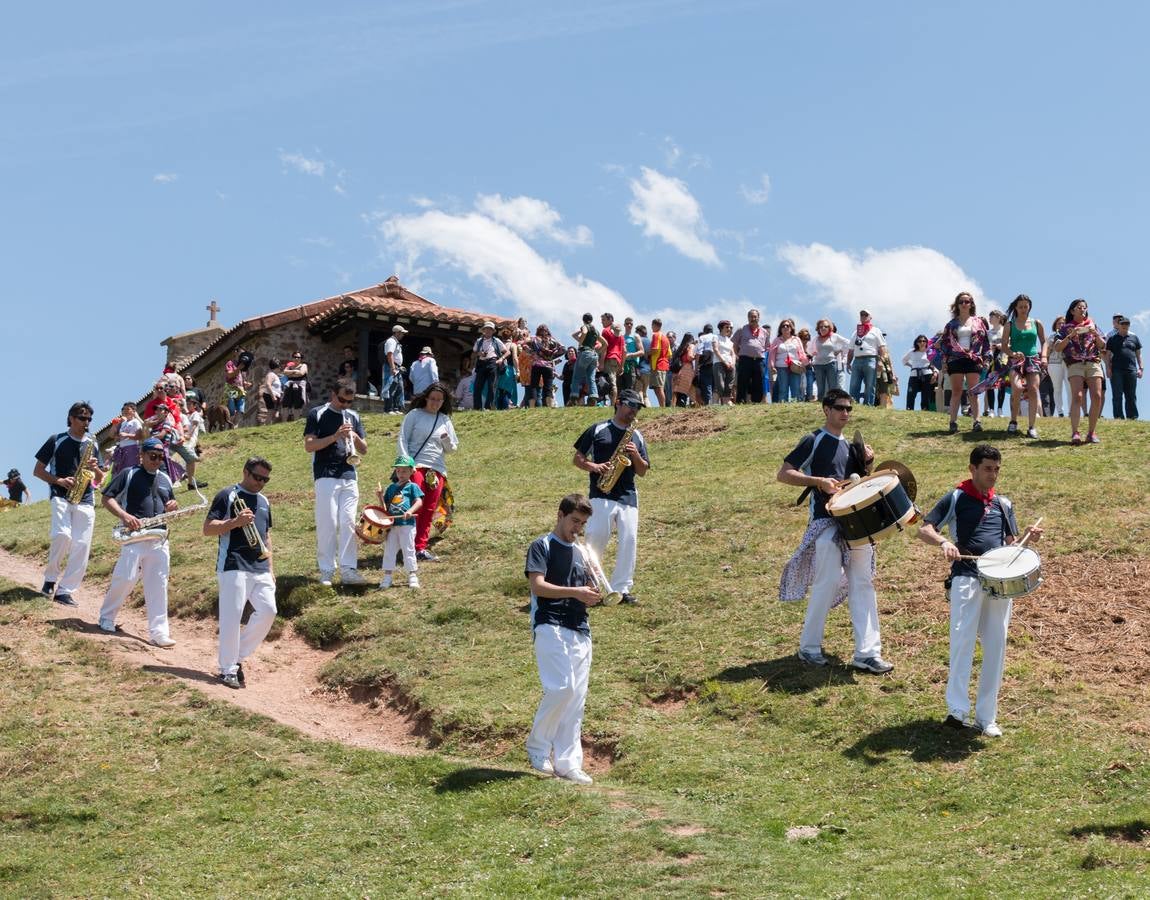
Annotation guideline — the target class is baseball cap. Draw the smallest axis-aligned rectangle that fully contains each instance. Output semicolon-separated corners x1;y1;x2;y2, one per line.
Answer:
141;437;164;452
617;389;644;407
393;454;416;469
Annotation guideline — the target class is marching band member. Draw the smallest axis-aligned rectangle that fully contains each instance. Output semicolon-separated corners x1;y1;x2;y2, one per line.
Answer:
572;388;650;605
776;388;893;674
32;401;105;606
203;457;276;689
98;437;179;647
917;444;1042;737
525;493;602;785
304;382;367;586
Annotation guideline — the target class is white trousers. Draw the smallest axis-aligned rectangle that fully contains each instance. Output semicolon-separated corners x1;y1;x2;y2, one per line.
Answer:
44;497;96;594
382;524;417;574
800;528;881;659
314;477;359;574
99;539;171;641
527;624;592;774
1047;360;1069;416
585;497;639;593
947;575;1012;725
217;570;277;676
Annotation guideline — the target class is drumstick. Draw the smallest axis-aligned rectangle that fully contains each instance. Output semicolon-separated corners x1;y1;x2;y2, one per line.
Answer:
1005;517;1043;566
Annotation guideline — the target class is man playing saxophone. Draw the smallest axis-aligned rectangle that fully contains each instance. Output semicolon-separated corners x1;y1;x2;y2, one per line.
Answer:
98;438;179;647
203;457;276;689
33;401;106;607
572;388;650;605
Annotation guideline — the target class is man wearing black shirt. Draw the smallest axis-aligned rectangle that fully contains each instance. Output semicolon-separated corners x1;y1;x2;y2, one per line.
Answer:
98;438;180;647
204;457;275;688
918;444;1042;737
524;494;603;786
4;468;29;504
1105;317;1143;419
32;401;106;605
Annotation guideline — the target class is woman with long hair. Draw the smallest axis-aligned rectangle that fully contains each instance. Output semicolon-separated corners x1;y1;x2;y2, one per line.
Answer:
1001;294;1047;438
984;310;1008;418
796;328;816;400
1053;298;1107;444
940;292;989;434
671;332;696;407
1044;315;1069;417
526;324;565;407
769;319;808;402
398;382;459;560
901;335;934;411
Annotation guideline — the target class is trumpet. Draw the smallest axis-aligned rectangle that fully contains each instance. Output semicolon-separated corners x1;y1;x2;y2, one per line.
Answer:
343;409;361;467
232;494;270;561
576;535;621;606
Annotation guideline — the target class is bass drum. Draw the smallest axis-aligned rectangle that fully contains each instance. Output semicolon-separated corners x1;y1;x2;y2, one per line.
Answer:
355;505;394;544
826;472;919;549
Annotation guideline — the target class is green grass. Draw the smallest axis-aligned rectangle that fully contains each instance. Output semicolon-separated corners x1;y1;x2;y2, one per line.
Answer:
2;404;1149;895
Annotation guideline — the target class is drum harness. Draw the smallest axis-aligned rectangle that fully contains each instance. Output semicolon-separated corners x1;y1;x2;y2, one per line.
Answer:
934;488;1016;591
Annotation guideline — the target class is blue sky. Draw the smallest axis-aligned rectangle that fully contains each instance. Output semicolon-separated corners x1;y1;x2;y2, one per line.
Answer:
3;1;1147;493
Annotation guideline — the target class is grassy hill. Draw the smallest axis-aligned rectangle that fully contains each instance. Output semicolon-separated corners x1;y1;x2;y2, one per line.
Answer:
2;403;1149;896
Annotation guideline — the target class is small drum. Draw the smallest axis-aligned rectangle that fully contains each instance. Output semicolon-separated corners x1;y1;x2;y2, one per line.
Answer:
976;546;1042;598
355;505;394;544
826;472;919;548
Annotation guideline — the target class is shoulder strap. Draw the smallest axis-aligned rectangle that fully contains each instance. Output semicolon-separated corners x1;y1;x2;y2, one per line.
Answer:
796;428;831;476
939;488;963;536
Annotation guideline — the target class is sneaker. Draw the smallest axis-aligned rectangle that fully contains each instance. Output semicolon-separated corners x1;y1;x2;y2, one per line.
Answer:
340;569;367;586
98;618;118;634
219;672;241;689
528;755;555;777
984;410;995;418
943;714;967;730
850;655;894;674
40;580;55;597
319;571;334;587
380;574;393;589
415;549;439;562
1026;427;1039;439
972;421;983;432
556;768;594;786
1006;420;1018;434
1071;432;1083;446
1087;432;1101;444
236;663;245;686
150;636;176;649
797;648;829;667
976;721;1002;738
948;421;958;434
187;480;209;490
620;592;639;605
53;594;79;608
408;573;421;589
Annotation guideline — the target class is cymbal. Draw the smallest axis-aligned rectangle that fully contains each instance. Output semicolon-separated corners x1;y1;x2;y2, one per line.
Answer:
872;459;917;501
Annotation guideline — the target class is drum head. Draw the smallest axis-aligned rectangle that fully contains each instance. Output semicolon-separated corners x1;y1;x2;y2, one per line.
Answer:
362;506;391;526
977;546;1040;578
827;472;900;512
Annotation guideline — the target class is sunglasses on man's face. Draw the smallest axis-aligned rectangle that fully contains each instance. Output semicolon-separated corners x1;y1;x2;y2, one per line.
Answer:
620;400;642;410
246;471;270;483
335;395;354;406
74;415;92;422
831;404;853;413
145;452;165;461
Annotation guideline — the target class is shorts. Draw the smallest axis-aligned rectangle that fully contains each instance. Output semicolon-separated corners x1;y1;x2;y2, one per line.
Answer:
1067;360;1105;380
171;442;197;464
1016;356;1043;376
946;357;982;376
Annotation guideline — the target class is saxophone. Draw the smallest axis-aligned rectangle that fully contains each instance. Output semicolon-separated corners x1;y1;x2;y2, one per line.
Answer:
232;494;271;561
596;421;636;493
66;437;95;504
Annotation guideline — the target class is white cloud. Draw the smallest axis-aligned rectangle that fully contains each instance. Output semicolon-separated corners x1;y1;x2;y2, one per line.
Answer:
379;208;633;326
152;172;178;183
740;174;771;205
778;242;987;334
474;193;592;247
410;195;437;209
1131;309;1150;331
627;167;720;267
279;150;326;177
302;236;334;248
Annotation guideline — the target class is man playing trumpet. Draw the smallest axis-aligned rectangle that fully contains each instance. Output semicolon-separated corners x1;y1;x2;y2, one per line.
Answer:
203;457;276;689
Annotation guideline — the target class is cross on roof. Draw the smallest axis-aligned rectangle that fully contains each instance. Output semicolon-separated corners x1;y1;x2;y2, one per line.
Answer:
207;299;220;326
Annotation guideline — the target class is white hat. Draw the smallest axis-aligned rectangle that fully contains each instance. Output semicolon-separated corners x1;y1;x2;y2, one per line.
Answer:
482;321;496;330
420;346;433;355
393;324;408;334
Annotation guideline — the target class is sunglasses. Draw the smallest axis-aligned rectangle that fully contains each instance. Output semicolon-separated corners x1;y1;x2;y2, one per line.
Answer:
145;452;165;460
620;400;642;409
246;471;270;483
958;300;973;305
831;404;853;413
74;415;92;422
335;396;354;405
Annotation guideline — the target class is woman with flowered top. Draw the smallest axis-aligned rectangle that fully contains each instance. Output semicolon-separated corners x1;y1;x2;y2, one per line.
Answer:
526;324;565;408
1000;294;1047;439
940;292;989;434
1054;298;1108;445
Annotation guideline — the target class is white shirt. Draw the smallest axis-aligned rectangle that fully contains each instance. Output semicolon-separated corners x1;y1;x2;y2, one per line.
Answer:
851;329;886;359
808;332;851;365
410;356;439;396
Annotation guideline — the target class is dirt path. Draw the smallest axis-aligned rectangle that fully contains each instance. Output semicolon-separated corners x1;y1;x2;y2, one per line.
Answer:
0;548;425;755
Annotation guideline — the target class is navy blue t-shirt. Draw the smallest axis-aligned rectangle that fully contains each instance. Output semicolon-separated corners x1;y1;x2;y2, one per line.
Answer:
525;533;592;636
924;489;1019;577
102;467;176;519
304;403;365;480
1106;333;1142;373
783;428;865;521
207;485;272;574
35;433;104;505
573;420;649;507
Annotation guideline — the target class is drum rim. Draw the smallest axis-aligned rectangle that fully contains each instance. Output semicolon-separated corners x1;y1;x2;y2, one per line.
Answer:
976;546;1041;577
827;472;903;514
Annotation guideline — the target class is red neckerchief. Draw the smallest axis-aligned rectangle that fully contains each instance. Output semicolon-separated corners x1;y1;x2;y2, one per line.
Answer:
856;322;872;338
958;478;994;515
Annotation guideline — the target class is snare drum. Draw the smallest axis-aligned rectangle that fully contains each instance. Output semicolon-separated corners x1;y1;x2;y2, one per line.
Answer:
826;472;919;548
975;546;1042;598
355;505;394;544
